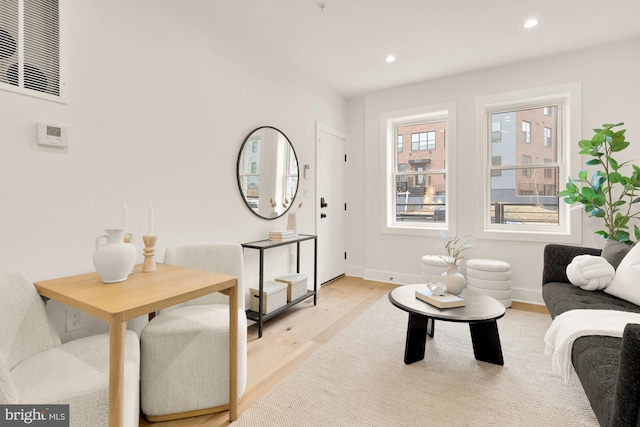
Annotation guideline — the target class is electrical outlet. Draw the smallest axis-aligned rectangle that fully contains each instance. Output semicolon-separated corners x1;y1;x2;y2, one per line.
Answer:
65;308;83;332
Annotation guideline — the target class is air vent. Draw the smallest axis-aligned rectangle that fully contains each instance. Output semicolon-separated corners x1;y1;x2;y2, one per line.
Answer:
0;0;60;98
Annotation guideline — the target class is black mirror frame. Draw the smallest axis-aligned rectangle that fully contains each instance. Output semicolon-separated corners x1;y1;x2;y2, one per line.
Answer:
236;126;300;220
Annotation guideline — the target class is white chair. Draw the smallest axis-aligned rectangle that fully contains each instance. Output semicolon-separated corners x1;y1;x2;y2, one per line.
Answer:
0;270;140;427
140;243;248;421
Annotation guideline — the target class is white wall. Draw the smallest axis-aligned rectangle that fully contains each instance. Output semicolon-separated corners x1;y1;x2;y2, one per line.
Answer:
346;36;640;304
0;1;346;340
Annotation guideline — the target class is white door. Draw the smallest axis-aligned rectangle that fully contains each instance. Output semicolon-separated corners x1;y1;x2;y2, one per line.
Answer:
316;123;347;285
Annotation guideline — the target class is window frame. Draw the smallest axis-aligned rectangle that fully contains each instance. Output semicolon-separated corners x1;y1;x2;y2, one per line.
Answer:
474;83;582;243
381;102;457;237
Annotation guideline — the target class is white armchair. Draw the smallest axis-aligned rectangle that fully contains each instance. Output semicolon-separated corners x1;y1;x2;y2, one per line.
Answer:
140;243;248;421
0;270;140;427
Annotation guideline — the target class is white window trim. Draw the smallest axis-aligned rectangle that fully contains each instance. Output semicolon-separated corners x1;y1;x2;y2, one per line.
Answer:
380;102;457;237
0;0;67;103
474;83;582;244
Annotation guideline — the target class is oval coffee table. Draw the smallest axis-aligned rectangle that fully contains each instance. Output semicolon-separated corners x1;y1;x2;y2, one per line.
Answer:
389;284;506;365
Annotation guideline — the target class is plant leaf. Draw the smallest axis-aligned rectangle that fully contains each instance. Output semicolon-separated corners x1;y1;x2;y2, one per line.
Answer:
608;172;622;183
592;132;606;144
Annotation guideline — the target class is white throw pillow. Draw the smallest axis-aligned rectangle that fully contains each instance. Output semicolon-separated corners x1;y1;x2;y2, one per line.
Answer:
566;255;615;291
605;242;640;304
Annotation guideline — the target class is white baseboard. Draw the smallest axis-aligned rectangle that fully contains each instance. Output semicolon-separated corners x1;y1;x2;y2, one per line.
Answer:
353;267;545;305
346;265;365;278
363;268;422;286
511;287;544;305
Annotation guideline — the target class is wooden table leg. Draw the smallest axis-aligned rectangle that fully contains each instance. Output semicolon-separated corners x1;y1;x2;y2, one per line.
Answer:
109;314;127;427
229;282;238;421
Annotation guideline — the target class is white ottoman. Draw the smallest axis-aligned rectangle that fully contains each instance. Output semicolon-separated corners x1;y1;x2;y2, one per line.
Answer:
466;258;512;308
421;255;452;283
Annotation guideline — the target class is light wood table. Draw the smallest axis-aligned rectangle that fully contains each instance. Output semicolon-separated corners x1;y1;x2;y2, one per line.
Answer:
35;263;239;427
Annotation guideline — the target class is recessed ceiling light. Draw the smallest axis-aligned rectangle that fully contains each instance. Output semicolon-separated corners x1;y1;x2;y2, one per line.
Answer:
385;55;396;63
524;18;538;28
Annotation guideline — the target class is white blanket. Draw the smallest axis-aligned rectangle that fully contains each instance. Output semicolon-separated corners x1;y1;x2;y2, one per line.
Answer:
544;309;640;383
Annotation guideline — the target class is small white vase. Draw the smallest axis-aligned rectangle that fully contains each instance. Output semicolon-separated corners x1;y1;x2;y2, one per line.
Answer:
440;264;466;296
287;212;298;234
93;228;136;283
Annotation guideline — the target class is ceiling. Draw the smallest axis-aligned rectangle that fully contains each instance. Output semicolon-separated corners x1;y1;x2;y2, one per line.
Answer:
208;0;640;97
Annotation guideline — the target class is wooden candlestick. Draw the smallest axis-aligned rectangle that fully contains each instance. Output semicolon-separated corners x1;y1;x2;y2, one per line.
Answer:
142;235;158;273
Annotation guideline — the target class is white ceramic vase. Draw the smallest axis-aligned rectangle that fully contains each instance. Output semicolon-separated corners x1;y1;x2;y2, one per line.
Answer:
287;212;298;234
93;228;136;283
440;264;466;295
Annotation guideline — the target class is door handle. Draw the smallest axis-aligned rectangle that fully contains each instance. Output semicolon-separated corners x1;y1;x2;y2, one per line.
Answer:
320;213;327;218
320;197;328;208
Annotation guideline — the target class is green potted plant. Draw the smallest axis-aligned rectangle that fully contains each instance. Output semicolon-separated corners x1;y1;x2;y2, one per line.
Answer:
558;122;640;244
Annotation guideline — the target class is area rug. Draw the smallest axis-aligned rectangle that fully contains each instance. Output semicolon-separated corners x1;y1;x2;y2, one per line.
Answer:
232;294;598;427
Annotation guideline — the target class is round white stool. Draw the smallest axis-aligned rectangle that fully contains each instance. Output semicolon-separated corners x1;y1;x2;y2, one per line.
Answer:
466;258;512;308
421;255;452;283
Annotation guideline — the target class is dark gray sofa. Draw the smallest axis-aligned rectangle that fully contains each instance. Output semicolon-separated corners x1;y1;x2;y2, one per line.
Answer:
542;244;640;427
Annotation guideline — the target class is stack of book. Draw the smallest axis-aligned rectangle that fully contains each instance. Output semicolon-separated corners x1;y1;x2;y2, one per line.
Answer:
269;230;298;241
415;288;465;309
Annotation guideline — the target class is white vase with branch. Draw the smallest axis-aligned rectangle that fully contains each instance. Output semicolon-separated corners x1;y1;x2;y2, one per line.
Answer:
438;232;473;295
286;201;303;235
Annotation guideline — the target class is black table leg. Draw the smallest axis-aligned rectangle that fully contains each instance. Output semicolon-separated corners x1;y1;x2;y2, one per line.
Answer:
404;313;430;364
469;320;504;365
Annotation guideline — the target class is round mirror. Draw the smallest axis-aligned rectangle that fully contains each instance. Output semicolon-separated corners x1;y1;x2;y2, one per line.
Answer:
237;126;299;219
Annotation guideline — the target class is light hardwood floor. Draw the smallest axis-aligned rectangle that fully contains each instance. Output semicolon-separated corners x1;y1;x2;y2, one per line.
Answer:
139;276;546;426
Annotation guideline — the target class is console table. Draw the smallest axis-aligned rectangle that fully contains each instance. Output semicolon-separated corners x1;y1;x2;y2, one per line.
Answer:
242;234;317;337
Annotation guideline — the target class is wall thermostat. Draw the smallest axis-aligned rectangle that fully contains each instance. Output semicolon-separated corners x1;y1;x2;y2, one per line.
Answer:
37;123;68;147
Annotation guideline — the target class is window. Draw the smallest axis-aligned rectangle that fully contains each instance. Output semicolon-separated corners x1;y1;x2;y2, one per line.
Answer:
426;131;435;150
396;164;407;192
492;121;502;142
544;159;552;179
397;135;403;152
410;133;420;150
410;131;436;151
522;155;531;177
476;83;582;242
522;121;531;143
544;127;552;147
382;103;455;235
491;156;502;176
0;0;63;101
